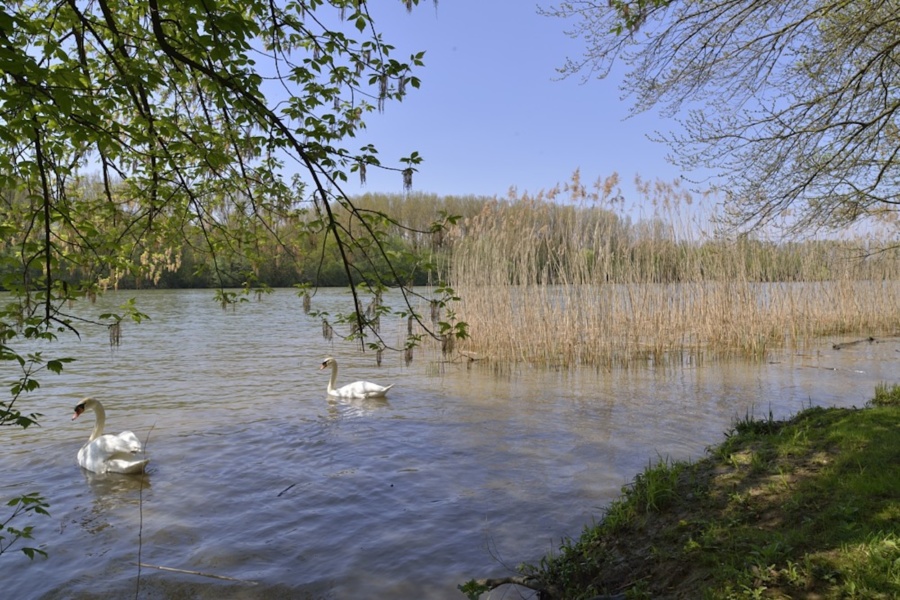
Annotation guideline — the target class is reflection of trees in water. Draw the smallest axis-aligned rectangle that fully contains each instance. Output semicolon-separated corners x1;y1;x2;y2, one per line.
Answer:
77;470;151;535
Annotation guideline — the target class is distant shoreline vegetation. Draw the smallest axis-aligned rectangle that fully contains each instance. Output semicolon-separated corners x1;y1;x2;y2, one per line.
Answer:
5;174;898;366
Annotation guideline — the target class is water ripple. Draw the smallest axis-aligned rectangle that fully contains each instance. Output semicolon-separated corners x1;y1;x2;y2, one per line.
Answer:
3;289;897;598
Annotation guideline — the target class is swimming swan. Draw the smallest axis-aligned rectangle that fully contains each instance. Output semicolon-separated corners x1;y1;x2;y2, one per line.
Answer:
320;357;393;399
71;397;149;474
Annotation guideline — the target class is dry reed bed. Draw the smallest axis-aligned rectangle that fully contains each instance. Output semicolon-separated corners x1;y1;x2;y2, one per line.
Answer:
446;176;900;367
451;280;900;367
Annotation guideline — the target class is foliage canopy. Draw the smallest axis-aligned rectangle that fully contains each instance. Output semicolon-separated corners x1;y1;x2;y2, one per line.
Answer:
0;1;454;559
1;0;456;430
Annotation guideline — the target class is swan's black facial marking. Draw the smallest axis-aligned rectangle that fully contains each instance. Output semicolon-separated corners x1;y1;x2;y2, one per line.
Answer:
72;403;85;420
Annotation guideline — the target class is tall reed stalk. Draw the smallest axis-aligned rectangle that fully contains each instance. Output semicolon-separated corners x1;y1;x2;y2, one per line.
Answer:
447;173;900;367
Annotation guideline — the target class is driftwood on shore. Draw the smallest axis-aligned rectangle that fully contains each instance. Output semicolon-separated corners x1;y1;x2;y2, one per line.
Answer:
833;336;876;350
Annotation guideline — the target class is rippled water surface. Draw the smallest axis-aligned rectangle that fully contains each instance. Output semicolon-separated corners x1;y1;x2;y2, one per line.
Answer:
3;289;898;599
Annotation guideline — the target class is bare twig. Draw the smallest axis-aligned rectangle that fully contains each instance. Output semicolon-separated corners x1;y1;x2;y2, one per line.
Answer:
135;424;155;599
134;563;258;585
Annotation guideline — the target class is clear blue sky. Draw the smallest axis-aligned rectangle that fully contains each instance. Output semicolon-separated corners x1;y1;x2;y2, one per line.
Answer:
337;1;686;201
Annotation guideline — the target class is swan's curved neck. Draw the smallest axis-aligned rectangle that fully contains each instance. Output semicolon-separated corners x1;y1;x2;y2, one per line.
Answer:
326;361;338;394
88;402;106;442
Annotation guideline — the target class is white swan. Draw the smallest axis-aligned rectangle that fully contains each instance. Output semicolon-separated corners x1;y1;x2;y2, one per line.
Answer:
71;397;149;474
320;357;393;399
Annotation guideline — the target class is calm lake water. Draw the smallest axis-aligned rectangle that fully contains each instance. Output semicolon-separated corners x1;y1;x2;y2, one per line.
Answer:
2;288;898;599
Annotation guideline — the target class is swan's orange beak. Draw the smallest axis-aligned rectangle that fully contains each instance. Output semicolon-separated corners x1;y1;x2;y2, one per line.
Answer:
72;404;85;421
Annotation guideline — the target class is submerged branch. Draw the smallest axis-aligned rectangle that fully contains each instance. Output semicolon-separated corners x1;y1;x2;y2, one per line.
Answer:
134;563;258;585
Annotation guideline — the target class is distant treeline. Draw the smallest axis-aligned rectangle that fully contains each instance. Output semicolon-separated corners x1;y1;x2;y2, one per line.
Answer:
0;182;487;292
143;192;491;289
4;178;898;294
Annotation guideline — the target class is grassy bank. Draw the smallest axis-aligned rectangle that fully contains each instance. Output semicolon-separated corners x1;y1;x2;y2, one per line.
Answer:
461;384;900;599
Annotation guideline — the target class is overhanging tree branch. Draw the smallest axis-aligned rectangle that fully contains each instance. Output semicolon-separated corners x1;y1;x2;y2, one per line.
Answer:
545;0;900;234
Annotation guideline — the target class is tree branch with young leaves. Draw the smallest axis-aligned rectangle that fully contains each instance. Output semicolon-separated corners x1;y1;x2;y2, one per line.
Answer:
1;0;457;554
1;0;456;417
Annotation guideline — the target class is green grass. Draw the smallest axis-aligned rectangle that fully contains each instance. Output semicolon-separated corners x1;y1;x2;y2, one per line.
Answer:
464;384;900;599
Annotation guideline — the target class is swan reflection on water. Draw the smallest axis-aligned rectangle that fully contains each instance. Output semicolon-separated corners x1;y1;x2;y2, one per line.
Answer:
326;395;391;419
77;469;151;535
81;469;151;493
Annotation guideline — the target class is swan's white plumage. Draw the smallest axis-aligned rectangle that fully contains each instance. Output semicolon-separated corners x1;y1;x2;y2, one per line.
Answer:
320;357;393;399
72;397;149;474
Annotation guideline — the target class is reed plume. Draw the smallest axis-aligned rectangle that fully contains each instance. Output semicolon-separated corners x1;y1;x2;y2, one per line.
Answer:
446;172;900;367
